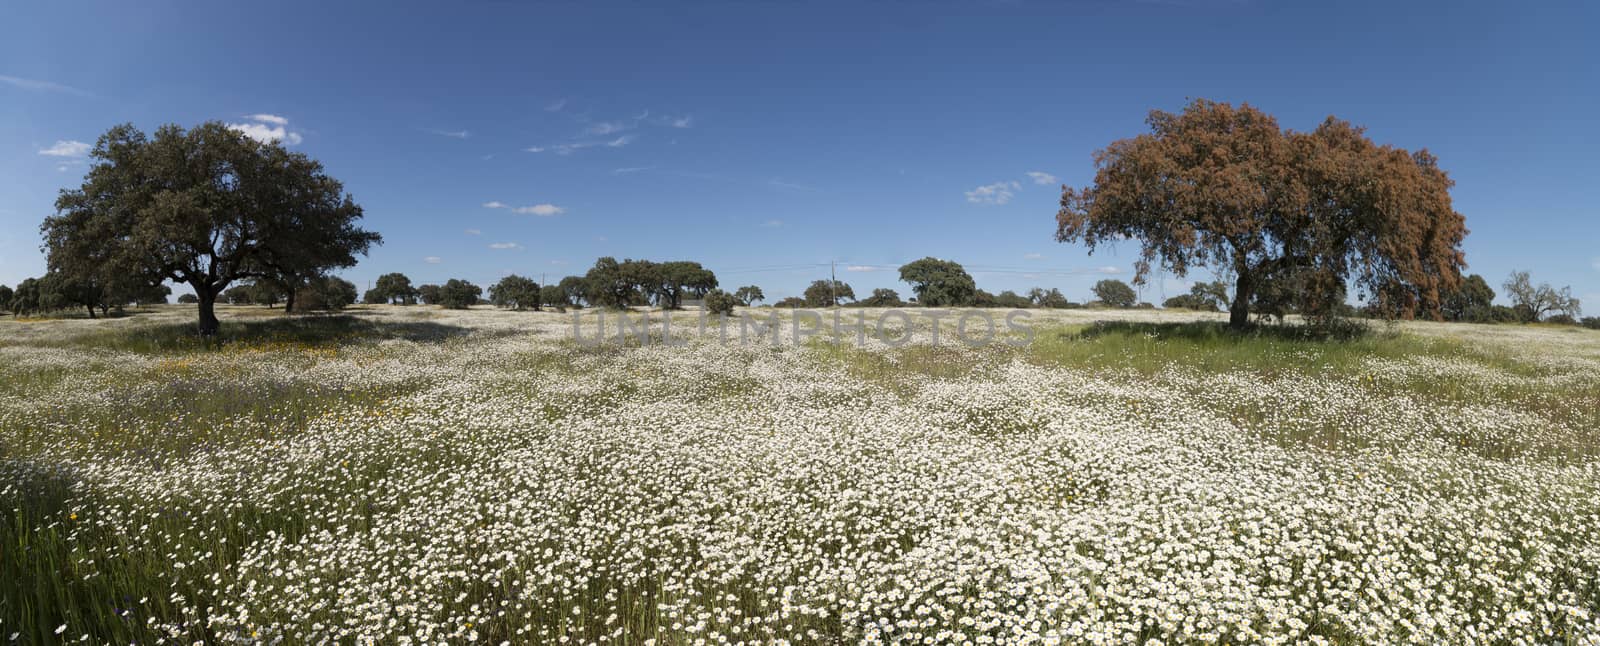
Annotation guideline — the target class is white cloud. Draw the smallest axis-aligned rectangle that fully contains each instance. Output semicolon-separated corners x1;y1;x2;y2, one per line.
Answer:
246;114;289;126
1026;171;1058;185
482;201;509;209
0;74;91;96
38;140;90;157
761;219;784;228
845;265;878;272
549;259;568;265
513;204;564;216
227;115;303;146
488;242;524;250
1023;252;1044;260
423;256;442;264
545;99;567;112
606;135;633;148
464;228;482;235
965;181;1020;205
1097;265;1123;274
671;116;693;128
428;129;470;139
613;166;655;174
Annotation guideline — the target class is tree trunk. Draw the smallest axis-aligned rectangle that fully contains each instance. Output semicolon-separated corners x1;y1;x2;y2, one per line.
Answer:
197;291;221;336
1229;274;1253;329
85;304;96;319
284;290;297;314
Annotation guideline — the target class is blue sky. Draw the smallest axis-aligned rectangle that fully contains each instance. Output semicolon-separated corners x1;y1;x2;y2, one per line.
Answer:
3;0;1596;306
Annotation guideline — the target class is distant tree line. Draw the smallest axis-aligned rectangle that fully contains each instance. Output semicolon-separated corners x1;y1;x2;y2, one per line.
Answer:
0;272;169;318
17;116;1588;332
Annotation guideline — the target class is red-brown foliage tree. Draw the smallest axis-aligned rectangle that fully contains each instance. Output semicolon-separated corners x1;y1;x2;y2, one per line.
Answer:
1055;99;1467;328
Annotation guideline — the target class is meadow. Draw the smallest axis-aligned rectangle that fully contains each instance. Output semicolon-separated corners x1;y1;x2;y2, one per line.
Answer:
1;305;1597;644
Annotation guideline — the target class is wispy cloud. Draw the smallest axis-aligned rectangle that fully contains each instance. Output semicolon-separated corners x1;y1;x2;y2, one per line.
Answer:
761;219;784;228
427;128;470;139
464;228;482;236
423;256;443;264
545;99;567;112
483;201;564;216
1097;265;1123;274
526;135;633;155
1026;171;1058;185
671;116;693;128
38;140;90;157
966;181;1020;205
586;121;628;136
1023;252;1044;260
0;74;91;96
613;166;656;175
488;242;524;251
768;179;820;193
845;265;879;272
227;114;302;146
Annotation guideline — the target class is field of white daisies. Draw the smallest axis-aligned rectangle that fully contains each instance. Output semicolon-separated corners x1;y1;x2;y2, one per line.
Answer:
2;304;1598;645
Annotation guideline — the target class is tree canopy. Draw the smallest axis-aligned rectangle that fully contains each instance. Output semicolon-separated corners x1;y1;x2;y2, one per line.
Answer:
437;279;482;310
489;275;541;310
1442;274;1495;322
1503;270;1580;323
734;285;765;306
366;272;418;305
1092;279;1137;308
803;279;855;307
858;288;904;307
1056;99;1467;328
41;122;380;335
898;258;976;307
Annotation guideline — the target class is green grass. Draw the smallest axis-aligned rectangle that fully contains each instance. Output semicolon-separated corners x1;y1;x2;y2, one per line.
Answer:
2;311;1597;643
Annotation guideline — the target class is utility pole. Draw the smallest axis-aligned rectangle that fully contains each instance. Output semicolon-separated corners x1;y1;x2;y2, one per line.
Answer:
830;261;837;307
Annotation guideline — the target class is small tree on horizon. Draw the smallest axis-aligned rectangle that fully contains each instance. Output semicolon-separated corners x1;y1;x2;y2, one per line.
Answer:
1503;270;1580;323
734;285;765;306
898;257;976;307
489;275;541;311
803;279;855;307
1092;279;1137;308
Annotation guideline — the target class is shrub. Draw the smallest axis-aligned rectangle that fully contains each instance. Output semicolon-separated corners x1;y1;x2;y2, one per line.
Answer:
177;293;199;304
703;289;738;316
